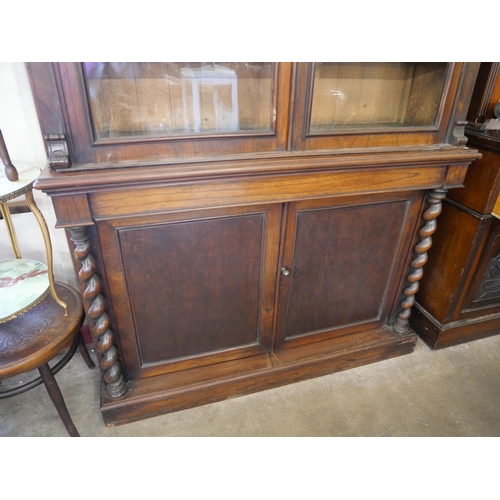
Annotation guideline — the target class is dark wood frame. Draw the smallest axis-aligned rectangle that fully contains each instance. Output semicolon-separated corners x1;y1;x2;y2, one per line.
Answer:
274;190;424;349
290;62;464;151
96;203;282;379
466;62;500;124
28;62;293;166
28;61;482;424
411;62;500;349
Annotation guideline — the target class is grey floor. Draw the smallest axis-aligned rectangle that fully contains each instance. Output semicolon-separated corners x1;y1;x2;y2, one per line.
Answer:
1;334;500;437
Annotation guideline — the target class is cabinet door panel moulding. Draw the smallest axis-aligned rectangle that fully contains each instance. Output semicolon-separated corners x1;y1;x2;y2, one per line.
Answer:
29;62;481;424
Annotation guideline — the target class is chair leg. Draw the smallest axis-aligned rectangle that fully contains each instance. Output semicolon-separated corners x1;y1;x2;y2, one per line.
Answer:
38;363;80;437
78;334;96;369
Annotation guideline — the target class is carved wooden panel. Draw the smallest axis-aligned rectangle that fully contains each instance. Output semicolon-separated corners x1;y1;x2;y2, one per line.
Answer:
474;252;500;301
275;191;422;348
0;290;61;352
97;204;281;378
460;219;500;316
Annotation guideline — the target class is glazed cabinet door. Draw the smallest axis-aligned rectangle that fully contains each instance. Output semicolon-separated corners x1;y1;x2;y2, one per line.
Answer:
29;62;292;166
97;204;282;379
274;191;424;348
290;62;469;150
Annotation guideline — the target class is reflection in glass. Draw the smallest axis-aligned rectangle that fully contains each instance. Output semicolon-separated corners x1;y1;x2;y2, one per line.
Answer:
84;62;273;140
309;62;448;132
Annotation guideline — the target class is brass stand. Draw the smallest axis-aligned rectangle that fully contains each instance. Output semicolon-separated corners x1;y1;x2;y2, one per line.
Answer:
1;130;67;319
25;190;68;315
0;201;22;259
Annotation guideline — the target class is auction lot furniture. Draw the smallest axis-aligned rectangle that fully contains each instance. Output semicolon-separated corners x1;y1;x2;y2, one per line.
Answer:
0;141;94;436
411;62;500;349
28;62;480;425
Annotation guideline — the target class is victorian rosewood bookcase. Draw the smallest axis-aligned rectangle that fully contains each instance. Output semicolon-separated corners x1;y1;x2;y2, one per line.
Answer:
411;62;500;349
27;62;480;425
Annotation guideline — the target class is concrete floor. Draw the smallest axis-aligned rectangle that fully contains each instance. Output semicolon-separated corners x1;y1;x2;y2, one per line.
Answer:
1;334;500;437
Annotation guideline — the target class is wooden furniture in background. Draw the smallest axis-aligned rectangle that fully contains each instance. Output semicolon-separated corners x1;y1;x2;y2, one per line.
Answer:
27;62;480;425
411;62;500;349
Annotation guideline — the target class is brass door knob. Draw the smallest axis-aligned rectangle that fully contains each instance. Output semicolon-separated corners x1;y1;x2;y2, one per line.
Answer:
281;267;290;277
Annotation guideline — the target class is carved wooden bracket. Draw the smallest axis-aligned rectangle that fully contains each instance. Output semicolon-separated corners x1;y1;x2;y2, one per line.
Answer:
454;121;469;146
44;134;70;169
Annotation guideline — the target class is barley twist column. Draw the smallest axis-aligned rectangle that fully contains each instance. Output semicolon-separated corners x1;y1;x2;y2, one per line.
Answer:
393;188;448;334
69;226;127;398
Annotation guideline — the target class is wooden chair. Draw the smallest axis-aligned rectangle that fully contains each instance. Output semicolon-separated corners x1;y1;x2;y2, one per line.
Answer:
0;282;95;437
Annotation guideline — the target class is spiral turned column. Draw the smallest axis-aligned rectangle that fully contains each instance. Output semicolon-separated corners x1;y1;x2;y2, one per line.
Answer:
68;226;127;398
393;188;448;334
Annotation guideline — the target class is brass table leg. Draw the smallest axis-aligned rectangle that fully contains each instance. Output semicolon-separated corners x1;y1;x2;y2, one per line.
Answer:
0;201;22;259
25;190;68;316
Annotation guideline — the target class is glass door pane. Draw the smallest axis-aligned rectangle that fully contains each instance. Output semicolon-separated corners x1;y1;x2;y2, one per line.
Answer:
309;62;448;133
84;62;274;140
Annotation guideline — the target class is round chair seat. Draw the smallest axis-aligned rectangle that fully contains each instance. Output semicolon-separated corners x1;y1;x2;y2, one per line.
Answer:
0;282;84;379
0;282;94;436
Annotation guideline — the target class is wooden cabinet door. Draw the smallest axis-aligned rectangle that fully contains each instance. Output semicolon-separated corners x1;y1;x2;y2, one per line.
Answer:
97;204;282;379
290;62;472;151
274;191;423;349
31;62;292;166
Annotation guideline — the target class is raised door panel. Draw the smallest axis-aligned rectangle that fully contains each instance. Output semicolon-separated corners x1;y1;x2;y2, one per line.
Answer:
275;191;422;348
97;204;281;378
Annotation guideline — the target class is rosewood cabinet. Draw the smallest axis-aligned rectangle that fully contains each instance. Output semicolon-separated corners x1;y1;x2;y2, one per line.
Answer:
411;62;500;348
27;62;481;425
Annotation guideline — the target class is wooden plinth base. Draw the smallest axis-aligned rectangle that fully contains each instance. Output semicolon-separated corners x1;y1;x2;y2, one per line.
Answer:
100;326;418;426
411;303;500;350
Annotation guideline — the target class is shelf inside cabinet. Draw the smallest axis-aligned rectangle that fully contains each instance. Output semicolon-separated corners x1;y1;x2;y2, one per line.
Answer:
309;62;448;133
84;62;274;140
